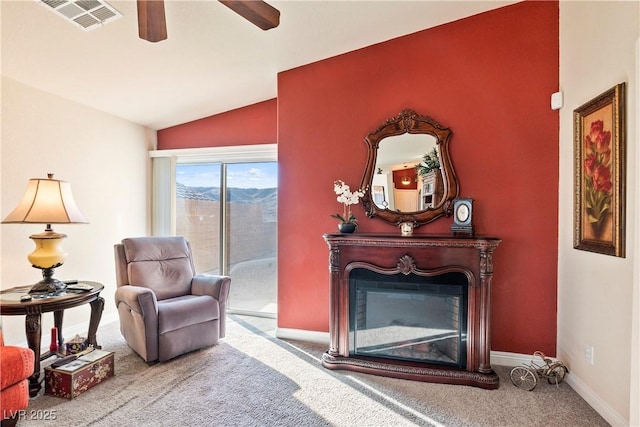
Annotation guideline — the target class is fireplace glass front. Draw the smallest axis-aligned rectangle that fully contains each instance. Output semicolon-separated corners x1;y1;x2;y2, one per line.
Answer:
349;269;468;368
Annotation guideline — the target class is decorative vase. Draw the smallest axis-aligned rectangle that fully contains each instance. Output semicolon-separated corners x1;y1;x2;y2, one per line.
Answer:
338;223;357;233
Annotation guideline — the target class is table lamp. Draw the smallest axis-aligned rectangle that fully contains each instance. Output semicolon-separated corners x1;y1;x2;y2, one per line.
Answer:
2;173;88;293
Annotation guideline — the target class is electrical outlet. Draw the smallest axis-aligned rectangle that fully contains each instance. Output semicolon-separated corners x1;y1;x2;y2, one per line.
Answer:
585;345;594;365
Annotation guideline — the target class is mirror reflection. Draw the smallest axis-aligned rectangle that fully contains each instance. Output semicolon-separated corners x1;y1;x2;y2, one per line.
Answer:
372;134;441;212
360;109;459;228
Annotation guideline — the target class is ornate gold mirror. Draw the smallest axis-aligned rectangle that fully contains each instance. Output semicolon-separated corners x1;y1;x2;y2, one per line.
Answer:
360;109;459;228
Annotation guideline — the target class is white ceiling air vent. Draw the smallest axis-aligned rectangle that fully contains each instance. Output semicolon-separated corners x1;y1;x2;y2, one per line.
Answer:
37;0;122;31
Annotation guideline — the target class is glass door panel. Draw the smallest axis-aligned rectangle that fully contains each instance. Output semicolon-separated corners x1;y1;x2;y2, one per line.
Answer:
175;163;222;274
226;163;278;315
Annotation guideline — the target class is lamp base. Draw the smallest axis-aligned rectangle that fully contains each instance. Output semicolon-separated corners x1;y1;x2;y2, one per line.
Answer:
29;266;67;294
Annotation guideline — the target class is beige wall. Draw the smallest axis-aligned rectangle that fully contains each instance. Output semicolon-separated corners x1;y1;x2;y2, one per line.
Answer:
558;2;639;425
0;77;151;345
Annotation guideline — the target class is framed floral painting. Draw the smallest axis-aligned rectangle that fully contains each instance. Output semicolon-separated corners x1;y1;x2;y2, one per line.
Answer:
574;83;626;257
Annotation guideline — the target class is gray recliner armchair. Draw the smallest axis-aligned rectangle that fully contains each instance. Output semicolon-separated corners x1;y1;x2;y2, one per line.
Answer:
114;236;231;362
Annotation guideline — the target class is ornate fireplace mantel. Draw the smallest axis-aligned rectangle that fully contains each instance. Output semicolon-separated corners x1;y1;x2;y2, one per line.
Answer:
322;233;501;389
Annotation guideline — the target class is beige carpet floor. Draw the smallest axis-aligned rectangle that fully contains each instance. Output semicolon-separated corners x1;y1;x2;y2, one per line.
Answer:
20;315;609;427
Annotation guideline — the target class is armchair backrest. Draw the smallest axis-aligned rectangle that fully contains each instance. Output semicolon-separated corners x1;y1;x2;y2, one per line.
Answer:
115;236;196;301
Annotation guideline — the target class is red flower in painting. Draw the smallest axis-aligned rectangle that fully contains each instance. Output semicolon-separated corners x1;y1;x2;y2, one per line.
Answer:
595;129;611;152
588;119;604;142
584;153;598;177
583;120;613;236
592;164;612;193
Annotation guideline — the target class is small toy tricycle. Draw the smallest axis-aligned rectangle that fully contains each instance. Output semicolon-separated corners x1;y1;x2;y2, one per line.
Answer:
509;351;568;391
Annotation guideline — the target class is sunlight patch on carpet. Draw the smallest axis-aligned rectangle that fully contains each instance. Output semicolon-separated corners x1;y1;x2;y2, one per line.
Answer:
345;375;446;427
226;333;422;426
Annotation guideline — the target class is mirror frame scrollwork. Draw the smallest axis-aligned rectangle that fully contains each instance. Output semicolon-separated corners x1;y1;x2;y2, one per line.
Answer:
360;109;459;228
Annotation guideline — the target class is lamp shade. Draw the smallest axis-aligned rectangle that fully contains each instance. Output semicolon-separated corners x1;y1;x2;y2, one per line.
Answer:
2;176;88;224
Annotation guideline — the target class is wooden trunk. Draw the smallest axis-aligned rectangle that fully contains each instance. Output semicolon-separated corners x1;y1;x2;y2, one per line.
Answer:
45;352;114;399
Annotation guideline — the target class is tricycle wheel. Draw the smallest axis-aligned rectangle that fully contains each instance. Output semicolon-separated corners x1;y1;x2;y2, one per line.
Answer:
547;364;568;385
510;366;537;391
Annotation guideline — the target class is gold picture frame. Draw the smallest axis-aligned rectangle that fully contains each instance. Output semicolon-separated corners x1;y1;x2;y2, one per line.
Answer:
574;83;626;257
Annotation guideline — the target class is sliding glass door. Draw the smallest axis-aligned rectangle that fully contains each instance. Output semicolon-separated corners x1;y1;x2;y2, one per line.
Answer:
175;161;277;317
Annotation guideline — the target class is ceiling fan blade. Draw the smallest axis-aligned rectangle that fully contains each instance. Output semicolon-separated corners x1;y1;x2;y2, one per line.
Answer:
137;0;168;42
219;1;280;31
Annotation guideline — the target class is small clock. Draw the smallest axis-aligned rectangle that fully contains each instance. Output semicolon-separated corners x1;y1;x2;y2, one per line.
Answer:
451;198;474;236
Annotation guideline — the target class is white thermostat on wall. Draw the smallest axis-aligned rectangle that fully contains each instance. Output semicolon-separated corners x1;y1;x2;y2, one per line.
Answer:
551;91;563;110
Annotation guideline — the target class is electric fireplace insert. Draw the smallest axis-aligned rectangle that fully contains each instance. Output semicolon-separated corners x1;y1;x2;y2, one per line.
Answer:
350;269;467;368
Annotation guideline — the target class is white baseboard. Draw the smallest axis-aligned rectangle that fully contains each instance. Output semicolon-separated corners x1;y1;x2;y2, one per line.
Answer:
490;350;531;367
564;371;628;426
99;312;120;327
275;327;329;345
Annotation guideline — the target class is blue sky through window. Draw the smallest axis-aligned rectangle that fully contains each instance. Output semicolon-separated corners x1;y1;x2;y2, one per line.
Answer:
177;163;277;189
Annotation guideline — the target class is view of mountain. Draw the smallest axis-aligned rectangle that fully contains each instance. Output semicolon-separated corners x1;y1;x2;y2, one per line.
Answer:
176;182;277;220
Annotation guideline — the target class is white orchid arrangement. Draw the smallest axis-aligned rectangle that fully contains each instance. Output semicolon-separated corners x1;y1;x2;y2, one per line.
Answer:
331;180;365;224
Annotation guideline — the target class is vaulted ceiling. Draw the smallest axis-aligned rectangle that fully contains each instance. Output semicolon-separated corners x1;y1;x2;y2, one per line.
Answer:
1;1;518;130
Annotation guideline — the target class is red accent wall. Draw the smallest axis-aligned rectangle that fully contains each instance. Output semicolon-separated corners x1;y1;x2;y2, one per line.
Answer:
157;99;277;149
278;1;559;355
158;1;560;356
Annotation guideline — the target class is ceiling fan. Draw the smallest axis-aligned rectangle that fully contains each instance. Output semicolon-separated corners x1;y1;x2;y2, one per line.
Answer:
137;0;280;43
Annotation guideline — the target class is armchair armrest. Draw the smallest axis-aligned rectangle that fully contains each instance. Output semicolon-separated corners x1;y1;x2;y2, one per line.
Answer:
114;285;158;325
191;275;231;338
0;346;34;390
191;275;231;303
114;285;160;362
